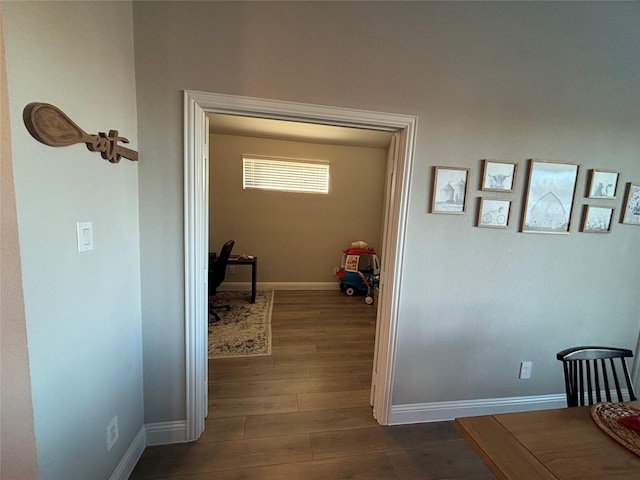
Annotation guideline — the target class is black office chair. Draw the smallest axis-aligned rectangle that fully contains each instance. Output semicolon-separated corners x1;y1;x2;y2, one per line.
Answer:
556;346;637;407
209;240;235;323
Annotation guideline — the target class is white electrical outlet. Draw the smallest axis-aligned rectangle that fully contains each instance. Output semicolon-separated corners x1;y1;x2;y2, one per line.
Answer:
228;266;235;275
106;415;119;451
333;267;339;275
519;361;533;379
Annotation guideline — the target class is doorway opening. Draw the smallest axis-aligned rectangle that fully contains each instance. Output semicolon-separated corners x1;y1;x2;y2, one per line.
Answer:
184;91;417;440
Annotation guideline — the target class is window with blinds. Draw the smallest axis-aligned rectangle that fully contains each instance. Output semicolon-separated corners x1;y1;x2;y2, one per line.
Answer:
242;155;330;194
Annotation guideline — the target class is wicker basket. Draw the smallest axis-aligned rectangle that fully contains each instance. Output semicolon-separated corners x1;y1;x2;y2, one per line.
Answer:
591;402;640;457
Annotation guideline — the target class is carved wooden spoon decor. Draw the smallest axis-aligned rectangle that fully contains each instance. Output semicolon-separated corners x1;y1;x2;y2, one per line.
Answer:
23;102;138;163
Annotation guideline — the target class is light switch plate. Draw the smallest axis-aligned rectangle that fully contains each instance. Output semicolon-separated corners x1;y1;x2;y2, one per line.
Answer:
76;222;94;252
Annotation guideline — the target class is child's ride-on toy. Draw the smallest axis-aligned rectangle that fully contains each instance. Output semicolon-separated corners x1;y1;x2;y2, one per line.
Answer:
336;246;380;304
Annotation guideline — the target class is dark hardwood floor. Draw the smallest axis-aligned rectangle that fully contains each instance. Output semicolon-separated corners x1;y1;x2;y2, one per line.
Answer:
130;290;493;479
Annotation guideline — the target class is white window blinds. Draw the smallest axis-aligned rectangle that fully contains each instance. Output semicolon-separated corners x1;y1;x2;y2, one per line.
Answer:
242;155;330;194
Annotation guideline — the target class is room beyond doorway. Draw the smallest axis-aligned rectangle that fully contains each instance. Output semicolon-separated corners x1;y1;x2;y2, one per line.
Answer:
207;113;393;291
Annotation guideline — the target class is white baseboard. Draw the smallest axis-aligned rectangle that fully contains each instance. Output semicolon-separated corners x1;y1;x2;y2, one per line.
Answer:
388;393;567;425
145;421;188;446
108;425;146;480
219;282;339;291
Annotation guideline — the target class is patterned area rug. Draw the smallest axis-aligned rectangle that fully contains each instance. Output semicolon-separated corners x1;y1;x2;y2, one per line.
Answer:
208;290;273;359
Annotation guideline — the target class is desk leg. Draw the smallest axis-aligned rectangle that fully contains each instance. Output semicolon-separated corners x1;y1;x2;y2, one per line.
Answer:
251;261;257;303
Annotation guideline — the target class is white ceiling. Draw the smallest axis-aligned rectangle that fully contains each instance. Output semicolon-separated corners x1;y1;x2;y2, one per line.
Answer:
208;113;394;149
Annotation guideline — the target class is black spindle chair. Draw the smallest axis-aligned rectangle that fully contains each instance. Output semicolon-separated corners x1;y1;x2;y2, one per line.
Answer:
556;346;637;407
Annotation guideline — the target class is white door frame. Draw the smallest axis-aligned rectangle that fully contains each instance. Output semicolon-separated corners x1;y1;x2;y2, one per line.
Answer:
183;90;417;440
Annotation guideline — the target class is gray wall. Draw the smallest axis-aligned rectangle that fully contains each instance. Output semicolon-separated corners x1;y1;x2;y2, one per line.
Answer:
3;2;143;478
0;10;38;478
132;2;639;423
210;133;387;284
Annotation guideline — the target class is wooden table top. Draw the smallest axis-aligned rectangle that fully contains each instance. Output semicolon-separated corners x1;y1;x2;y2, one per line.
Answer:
455;401;640;480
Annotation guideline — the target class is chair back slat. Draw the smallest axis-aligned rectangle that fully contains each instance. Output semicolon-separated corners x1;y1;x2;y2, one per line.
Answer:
622;361;638;402
609;357;623;402
556;346;636;408
585;361;593;406
600;358;611;402
593;359;602;404
568;362;574;404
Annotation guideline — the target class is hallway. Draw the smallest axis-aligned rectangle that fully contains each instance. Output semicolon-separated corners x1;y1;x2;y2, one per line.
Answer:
131;290;493;479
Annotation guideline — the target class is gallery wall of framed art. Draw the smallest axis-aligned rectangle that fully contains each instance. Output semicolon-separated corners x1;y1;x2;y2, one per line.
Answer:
429;159;639;234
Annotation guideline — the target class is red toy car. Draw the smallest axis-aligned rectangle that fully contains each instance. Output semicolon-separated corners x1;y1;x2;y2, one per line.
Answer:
336;247;380;304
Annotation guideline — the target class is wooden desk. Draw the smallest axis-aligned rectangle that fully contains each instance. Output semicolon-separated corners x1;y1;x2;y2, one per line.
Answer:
455;401;640;480
227;255;257;304
209;253;257;304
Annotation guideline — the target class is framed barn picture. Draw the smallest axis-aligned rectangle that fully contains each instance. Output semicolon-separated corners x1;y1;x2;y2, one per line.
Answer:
521;160;579;234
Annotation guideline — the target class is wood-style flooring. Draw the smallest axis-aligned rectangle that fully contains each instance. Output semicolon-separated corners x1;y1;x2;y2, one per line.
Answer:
130;290;494;480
